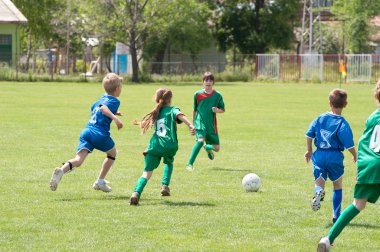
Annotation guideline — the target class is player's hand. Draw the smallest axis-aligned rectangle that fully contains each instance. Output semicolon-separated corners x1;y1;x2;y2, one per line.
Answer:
114;118;123;130
352;155;357;163
212;107;219;113
304;151;312;163
189;125;195;135
116;111;123;116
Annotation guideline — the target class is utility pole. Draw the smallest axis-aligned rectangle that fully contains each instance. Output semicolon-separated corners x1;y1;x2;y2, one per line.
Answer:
300;0;323;54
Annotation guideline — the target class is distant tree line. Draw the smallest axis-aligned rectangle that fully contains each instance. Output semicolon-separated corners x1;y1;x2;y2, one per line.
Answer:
12;0;380;82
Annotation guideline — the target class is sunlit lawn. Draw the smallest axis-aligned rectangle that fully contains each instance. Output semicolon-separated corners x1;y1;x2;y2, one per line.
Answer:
0;80;379;251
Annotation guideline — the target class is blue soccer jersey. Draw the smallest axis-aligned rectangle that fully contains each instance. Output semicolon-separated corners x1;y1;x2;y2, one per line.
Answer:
86;94;120;134
306;112;354;151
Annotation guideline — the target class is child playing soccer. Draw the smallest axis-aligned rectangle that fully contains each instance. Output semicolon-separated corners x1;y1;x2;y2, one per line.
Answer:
305;88;357;223
317;81;380;252
130;88;195;205
185;72;225;171
50;73;123;193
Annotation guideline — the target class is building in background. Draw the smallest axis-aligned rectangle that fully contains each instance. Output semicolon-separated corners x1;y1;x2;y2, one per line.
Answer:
0;0;27;67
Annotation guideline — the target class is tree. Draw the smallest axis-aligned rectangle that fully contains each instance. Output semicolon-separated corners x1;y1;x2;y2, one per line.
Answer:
12;0;59;70
332;0;380;53
143;0;212;74
213;0;300;55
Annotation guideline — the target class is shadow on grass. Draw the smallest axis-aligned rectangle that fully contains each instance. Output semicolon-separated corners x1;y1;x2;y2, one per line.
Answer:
162;200;215;207
211;167;252;172
59;194;128;202
325;222;380;229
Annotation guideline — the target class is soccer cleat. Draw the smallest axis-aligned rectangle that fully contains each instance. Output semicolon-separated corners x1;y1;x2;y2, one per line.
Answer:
161;185;170;196
185;164;194;172
93;180;112;193
312;189;325;211
204;146;214;160
130;192;140;206
50;168;64;191
317;237;331;252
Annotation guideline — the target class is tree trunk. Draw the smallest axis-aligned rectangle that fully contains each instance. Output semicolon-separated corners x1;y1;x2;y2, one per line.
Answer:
129;33;139;82
25;30;32;71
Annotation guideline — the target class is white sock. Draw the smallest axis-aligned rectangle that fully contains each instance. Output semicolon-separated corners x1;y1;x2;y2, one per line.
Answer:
97;179;104;184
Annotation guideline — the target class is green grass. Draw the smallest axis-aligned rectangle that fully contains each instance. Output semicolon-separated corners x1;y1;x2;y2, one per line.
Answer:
0;81;379;251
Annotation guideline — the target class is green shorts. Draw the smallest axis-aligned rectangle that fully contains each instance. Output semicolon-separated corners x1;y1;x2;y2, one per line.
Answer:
196;130;220;145
144;153;174;172
354;183;380;203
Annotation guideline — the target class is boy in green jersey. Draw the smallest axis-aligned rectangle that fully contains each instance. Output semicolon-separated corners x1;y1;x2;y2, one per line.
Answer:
130;88;195;205
186;72;225;171
317;80;380;252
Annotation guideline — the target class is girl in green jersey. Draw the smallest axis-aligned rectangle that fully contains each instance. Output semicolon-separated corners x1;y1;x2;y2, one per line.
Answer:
317;80;380;252
130;88;195;205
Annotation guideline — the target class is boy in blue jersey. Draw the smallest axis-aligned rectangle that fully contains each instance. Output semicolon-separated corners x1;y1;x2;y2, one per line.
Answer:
50;73;123;193
317;81;380;252
305;89;357;223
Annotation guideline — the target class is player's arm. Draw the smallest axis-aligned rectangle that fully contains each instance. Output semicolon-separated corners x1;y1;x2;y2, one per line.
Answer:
212;107;225;113
304;137;313;163
99;105;123;130
177;114;195;135
347;147;357;163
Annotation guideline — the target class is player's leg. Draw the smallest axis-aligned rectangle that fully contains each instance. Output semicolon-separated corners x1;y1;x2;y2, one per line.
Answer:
161;157;174;196
332;177;343;223
130;154;159;205
50;149;89;191
204;133;220;160
186;131;205;171
312;176;326;211
93;147;117;193
318;183;380;251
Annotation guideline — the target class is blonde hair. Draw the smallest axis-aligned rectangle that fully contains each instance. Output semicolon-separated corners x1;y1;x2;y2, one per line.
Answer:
374;80;380;103
329;88;347;108
102;73;122;94
139;88;172;134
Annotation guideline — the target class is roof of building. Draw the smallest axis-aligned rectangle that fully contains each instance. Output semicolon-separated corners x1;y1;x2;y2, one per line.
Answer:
0;0;27;24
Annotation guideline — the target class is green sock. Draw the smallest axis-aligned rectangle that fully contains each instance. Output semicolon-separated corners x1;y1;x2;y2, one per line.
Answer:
134;177;148;195
162;163;173;186
204;144;214;151
328;203;360;244
187;141;203;165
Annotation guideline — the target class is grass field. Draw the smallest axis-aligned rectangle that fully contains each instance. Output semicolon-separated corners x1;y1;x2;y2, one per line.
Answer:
0;81;379;251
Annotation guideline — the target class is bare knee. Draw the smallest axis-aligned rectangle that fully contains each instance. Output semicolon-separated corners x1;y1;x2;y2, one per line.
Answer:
353;198;367;211
332;178;343;190
213;145;220;152
142;171;153;180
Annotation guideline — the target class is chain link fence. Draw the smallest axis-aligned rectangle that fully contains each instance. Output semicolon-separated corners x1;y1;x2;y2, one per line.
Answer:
1;52;380;82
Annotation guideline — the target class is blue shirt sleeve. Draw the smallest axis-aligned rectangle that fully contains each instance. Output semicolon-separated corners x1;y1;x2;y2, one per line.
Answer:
101;97;120;114
338;121;355;149
306;118;317;138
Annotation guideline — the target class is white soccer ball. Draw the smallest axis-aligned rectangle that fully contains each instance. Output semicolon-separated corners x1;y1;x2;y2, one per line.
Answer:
242;173;261;192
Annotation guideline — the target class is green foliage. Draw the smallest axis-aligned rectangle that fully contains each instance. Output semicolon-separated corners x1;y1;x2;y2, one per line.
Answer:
0;82;379;251
214;0;300;54
143;1;212;64
332;0;380;53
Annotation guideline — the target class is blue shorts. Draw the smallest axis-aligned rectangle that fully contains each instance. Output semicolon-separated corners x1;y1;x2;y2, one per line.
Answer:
77;128;115;153
312;150;344;182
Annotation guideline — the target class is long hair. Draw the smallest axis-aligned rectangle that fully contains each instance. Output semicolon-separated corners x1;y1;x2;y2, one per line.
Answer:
139;88;172;134
375;80;380;103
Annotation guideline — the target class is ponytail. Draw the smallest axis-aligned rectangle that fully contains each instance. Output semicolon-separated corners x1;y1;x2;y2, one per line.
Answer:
138;88;172;134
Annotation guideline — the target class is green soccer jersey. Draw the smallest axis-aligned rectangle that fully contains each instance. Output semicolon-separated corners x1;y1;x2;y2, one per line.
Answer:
145;106;183;157
193;89;225;134
357;109;380;184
